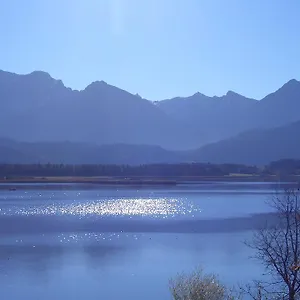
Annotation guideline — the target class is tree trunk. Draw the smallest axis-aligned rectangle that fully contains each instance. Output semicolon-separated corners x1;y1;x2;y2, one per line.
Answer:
289;289;295;300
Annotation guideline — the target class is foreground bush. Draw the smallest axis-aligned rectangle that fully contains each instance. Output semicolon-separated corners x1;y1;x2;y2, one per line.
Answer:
169;268;238;300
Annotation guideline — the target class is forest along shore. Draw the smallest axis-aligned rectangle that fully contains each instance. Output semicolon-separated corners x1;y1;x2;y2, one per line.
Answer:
0;175;299;186
0;160;299;185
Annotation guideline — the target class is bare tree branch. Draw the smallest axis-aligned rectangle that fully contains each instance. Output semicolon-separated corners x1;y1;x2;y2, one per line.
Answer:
246;188;300;300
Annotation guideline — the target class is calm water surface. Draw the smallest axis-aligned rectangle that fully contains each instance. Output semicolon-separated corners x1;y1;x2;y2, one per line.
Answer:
0;182;290;300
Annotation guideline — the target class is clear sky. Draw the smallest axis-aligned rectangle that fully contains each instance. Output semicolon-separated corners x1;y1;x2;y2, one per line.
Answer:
1;0;300;100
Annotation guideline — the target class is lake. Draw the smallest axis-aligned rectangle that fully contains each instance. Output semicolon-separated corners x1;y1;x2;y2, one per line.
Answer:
0;182;291;300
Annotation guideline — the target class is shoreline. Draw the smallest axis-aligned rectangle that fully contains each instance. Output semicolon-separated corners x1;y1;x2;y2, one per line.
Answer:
0;175;299;185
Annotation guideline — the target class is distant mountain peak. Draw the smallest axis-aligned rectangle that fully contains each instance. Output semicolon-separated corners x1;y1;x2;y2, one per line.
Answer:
287;78;299;84
192;91;206;98
282;79;300;88
90;80;107;86
226;90;241;97
28;71;67;89
29;70;52;78
84;80;108;91
273;78;300;97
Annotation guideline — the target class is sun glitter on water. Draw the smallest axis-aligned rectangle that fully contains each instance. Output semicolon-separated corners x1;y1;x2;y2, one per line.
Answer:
10;198;200;218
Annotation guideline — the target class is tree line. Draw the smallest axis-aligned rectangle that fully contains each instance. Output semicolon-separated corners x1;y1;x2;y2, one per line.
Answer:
0;162;260;177
0;159;299;177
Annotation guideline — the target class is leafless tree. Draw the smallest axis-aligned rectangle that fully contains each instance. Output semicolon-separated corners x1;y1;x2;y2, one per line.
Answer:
246;188;300;300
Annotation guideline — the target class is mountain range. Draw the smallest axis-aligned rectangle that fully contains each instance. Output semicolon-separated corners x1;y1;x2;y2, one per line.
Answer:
156;79;300;144
0;70;196;150
1;69;300;165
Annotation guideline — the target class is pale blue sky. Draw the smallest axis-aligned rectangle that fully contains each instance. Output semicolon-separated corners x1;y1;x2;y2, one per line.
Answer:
0;0;299;100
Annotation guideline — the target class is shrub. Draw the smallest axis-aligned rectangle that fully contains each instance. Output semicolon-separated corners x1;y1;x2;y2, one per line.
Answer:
169;268;237;300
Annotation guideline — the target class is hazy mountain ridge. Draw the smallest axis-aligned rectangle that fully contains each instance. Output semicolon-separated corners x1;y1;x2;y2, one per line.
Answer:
0;70;198;150
1;119;300;166
0;138;184;165
157;79;300;143
156;91;257;143
194;120;300;165
1;70;300;163
246;79;300;129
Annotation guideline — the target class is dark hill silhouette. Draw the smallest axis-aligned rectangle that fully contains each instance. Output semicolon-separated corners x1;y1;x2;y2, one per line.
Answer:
194;120;300;165
0;138;183;165
2;114;300;166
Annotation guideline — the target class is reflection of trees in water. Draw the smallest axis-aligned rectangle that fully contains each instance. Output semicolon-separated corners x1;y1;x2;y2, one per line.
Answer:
82;244;129;271
0;243;130;279
0;245;66;281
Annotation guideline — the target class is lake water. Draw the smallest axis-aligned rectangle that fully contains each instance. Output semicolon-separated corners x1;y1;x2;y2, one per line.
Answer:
0;182;292;300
